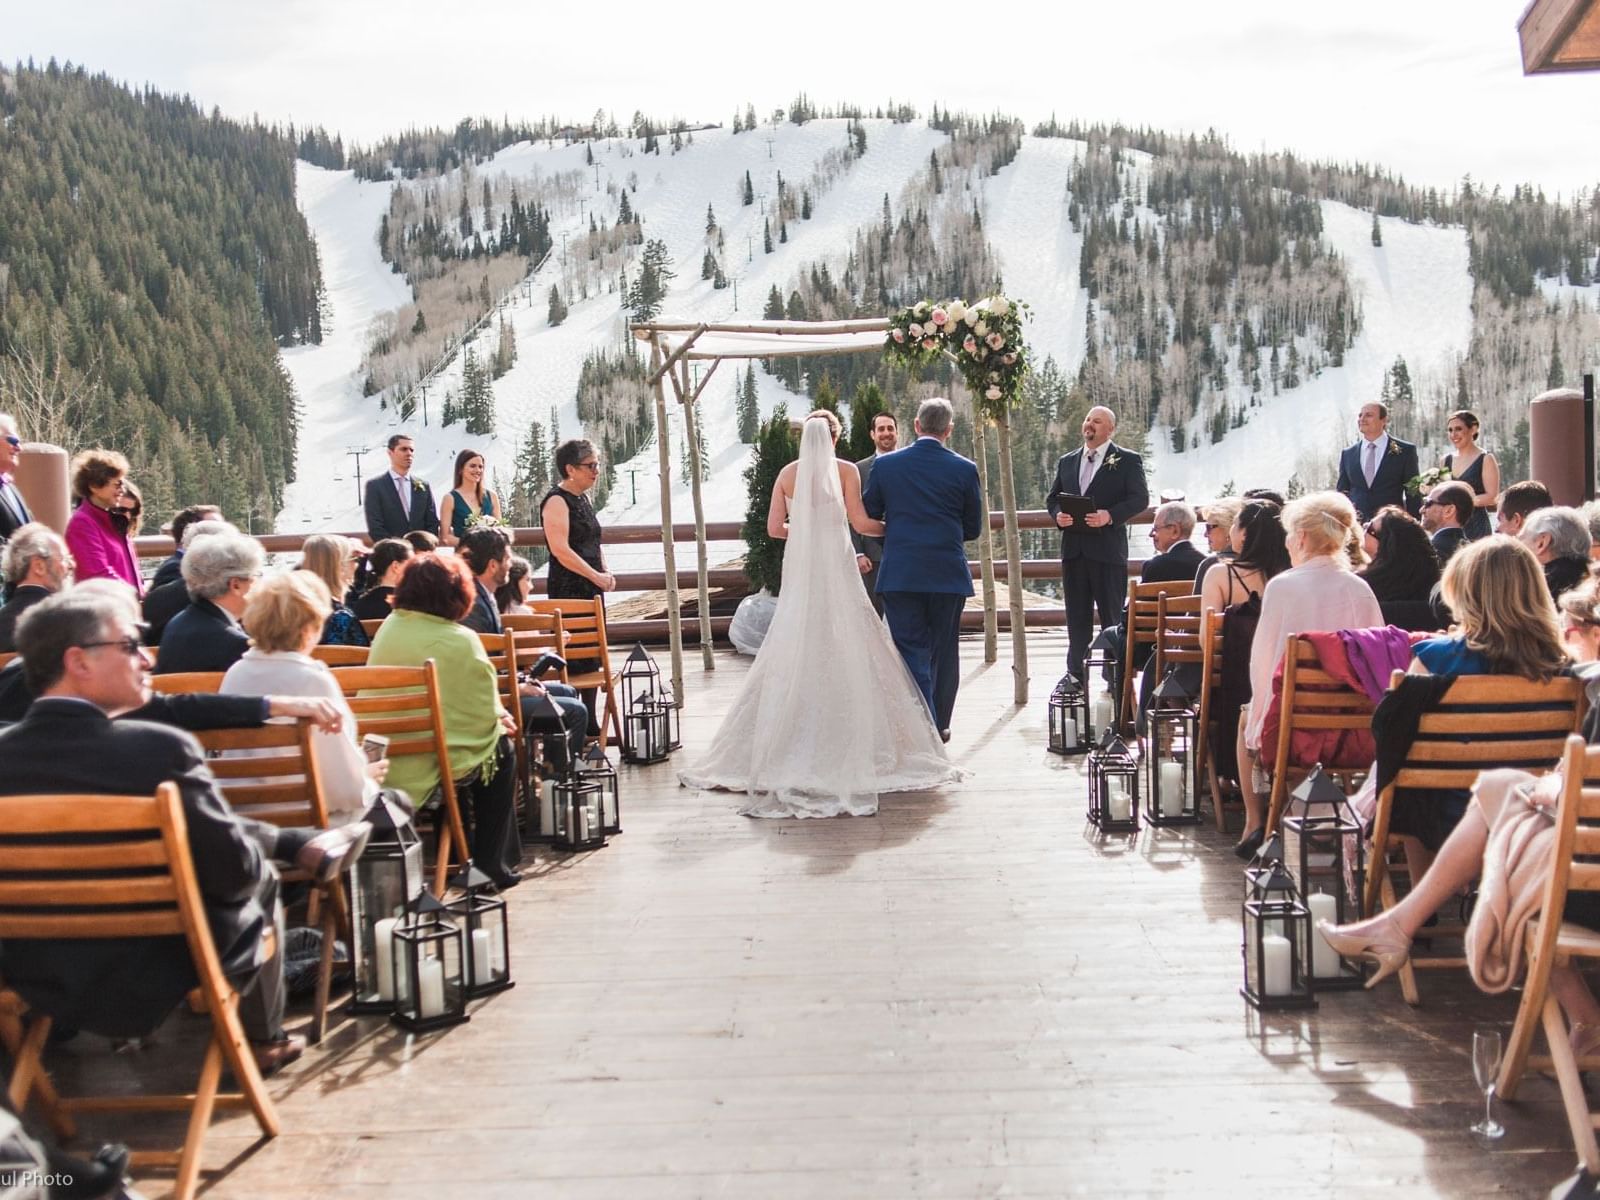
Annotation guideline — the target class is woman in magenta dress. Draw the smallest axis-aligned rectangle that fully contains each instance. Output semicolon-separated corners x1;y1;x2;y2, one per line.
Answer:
64;449;142;595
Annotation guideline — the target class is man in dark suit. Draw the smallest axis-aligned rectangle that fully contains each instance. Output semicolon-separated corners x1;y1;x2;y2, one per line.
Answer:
155;530;261;674
1422;481;1472;565
0;588;367;1072
1140;501;1204;585
1336;402;1421;522
364;434;440;542
862;398;984;740
0;525;70;651
850;412;899;616
0;413;33;544
1048;406;1150;682
143;513;232;645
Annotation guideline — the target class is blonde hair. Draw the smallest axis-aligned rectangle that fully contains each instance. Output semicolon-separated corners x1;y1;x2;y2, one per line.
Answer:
1281;491;1359;561
300;533;355;599
245;571;332;653
805;409;842;439
1441;535;1567;680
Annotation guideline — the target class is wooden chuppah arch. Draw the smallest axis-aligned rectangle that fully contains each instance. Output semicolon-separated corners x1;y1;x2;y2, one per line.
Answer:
629;314;1030;709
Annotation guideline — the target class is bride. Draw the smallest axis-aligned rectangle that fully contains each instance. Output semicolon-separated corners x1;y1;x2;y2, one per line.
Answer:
679;410;960;817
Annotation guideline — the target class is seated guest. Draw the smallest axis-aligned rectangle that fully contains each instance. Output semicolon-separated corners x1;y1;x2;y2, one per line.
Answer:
1141;501;1203;585
143;518;238;645
149;504;224;591
221;572;386;822
1421;481;1472;565
402;529;440;555
1199;500;1288;621
155;531;262;675
1357;506;1440;604
1235;492;1382;858
1192;498;1241;591
1;587;369;1074
1496;479;1553;538
1320;550;1589;1003
1582;500;1600;562
1519;506;1593;602
367;554;523;887
298;533;370;647
0;524;72;652
458;527;513;635
496;555;535;616
63;449;141;595
352;537;413;622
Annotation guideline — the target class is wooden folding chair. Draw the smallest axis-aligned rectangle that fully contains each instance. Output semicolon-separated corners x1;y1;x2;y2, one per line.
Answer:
504;611;567;686
195;718;348;1043
1263;636;1376;836
0;650;15;670
359;618;386;640
1497;736;1600;1171
523;599;622;748
311;644;370;668
477;630;531;805
1364;671;1584;1006
0;784;280;1200
1117;580;1195;737
1197;610;1237;831
330;661;469;896
148;671;225;695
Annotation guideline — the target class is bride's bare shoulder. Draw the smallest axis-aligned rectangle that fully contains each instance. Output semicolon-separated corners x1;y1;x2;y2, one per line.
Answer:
836;459;861;486
774;460;799;493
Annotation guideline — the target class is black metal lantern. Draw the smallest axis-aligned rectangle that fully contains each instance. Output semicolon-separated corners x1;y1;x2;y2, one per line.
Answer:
349;793;426;1014
1281;765;1367;990
1143;669;1200;826
446;865;513;999
1047;674;1093;756
552;773;607;851
578;742;621;834
624;696;674;765
390;894;469;1032
1087;734;1140;833
523;691;565;845
619;642;662;719
1240;861;1317;1011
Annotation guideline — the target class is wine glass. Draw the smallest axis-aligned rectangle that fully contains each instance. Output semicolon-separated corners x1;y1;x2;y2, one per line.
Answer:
1472;1027;1505;1140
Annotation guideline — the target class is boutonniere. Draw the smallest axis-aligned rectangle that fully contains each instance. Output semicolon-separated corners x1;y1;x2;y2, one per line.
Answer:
412;479;426;493
1104;453;1122;471
1387;441;1401;457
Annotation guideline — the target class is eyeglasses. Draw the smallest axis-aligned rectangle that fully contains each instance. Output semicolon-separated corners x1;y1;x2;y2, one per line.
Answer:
78;635;147;657
578;461;600;471
1421;499;1442;508
1364;522;1381;535
2;435;19;448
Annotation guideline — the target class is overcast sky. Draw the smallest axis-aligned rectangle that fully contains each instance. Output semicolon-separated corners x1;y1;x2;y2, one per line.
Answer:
10;0;1599;195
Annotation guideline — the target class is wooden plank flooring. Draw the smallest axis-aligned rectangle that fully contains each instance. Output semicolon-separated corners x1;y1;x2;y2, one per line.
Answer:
36;633;1589;1196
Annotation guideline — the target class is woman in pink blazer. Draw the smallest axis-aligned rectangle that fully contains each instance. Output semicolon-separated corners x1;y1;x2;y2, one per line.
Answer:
64;449;142;595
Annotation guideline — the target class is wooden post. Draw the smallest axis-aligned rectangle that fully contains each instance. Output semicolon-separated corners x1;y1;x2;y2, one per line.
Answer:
971;414;998;664
647;337;684;701
995;411;1029;704
674;359;716;670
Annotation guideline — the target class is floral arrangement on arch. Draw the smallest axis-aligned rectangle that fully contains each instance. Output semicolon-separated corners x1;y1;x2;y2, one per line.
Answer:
883;295;1031;420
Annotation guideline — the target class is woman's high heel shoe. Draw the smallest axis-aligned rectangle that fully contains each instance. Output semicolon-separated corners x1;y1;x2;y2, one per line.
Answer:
1315;914;1412;989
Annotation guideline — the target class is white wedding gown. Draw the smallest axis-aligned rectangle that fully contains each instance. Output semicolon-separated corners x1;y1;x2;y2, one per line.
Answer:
678;418;961;817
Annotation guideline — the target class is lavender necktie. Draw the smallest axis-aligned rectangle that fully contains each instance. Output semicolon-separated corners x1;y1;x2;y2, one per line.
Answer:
1363;442;1377;488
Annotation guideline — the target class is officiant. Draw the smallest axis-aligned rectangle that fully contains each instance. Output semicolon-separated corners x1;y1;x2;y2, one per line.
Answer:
1047;406;1149;683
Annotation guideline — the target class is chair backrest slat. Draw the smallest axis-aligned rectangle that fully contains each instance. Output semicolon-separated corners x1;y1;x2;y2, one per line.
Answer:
1389;675;1584;792
192;718;327;830
149;671;225;695
311;644;371;668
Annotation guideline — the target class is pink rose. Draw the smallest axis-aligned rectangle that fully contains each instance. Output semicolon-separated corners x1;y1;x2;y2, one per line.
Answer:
909;322;923;338
986;332;1005;350
930;307;948;326
985;385;1003;401
1003;352;1017;365
921;337;937;350
962;335;978;354
892;329;905;343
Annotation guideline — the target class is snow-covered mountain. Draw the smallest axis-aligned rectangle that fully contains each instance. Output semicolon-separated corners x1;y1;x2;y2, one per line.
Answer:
277;119;1479;573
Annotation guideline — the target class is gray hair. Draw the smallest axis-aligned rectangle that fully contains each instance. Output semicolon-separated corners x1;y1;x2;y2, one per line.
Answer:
1201;498;1243;532
181;531;264;600
1580;500;1600;548
1155;501;1196;539
14;587;132;694
0;413;17;437
1523;506;1593;561
1;523;65;586
180;518;238;549
916;398;954;437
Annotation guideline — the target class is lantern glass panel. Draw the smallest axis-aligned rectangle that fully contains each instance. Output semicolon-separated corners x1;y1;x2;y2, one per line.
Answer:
1048;676;1092;756
578;746;621;834
1240;863;1316;1010
1143;706;1199;825
553;775;607;851
390;914;469;1031
1087;736;1140;832
349;797;424;1012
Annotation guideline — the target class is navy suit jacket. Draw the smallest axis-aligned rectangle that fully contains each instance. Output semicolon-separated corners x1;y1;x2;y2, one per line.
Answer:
1337;438;1421;521
461;580;502;634
364;473;441;542
861;437;983;595
0;478;33;542
155;598;250;675
1047;443;1150;566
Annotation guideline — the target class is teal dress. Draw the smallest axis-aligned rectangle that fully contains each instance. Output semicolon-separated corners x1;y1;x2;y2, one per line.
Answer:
448;489;497;540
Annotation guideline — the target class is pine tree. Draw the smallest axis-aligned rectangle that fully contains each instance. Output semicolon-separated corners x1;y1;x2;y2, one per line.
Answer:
737;363;759;442
679;400;709;483
1390;355;1414;407
1370;212;1382;247
846;380;886;460
742;170;754;206
705;203;717;234
1549;332;1565;388
625;239;675;322
702;249;717;280
779;221;788;244
617;190;635;225
763;219;773;254
547;284;568;327
801;191;812;220
492;317;516;379
741;406;799;594
548;405;561;469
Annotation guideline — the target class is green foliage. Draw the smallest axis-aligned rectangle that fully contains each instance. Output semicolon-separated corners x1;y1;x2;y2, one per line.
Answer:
884;296;1030;421
736;364;760;444
844;380;887;461
547;284;568;327
625;239;675;323
742;406;798;595
459;348;496;435
491;317;516;379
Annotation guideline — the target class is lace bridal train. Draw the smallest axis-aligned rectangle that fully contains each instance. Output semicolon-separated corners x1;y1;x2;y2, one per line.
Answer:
678;418;960;817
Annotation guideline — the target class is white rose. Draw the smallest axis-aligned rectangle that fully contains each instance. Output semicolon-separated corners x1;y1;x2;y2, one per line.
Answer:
989;295;1010;317
915;301;929;315
985;386;1003;400
947;300;967;324
974;320;989;337
963;309;979;327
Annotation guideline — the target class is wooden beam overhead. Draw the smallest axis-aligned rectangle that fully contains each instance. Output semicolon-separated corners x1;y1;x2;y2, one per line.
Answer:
1519;0;1600;73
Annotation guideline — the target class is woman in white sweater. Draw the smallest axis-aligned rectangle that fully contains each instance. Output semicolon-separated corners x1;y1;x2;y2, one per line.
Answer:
222;570;387;822
1234;491;1382;857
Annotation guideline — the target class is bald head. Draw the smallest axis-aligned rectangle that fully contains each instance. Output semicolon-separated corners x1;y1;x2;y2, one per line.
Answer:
1082;406;1117;449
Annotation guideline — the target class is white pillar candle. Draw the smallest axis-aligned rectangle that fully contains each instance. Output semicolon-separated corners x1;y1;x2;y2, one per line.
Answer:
470;928;493;985
1262;934;1293;996
1159;762;1184;816
539;780;556;836
489;922;507;973
601;785;617;829
1063;717;1078;748
1306;892;1341;978
576;804;589;843
374;917;399;1001
588;801;602;839
1107;786;1132;822
1094;695;1115;733
417;955;446;1018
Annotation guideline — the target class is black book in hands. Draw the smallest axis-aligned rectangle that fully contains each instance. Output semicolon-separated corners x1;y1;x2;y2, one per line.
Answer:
1051;492;1097;526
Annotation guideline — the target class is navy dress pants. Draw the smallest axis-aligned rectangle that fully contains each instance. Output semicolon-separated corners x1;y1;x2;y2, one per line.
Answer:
880;591;966;732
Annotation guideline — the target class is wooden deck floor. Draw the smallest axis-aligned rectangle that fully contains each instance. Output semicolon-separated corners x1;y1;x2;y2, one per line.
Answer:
41;634;1588;1196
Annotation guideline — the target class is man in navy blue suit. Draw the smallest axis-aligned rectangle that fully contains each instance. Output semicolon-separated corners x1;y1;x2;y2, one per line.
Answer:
861;398;984;742
1048;406;1150;683
1336;402;1420;522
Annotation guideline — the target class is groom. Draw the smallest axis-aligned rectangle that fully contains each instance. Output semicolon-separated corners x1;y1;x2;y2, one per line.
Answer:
861;398;984;742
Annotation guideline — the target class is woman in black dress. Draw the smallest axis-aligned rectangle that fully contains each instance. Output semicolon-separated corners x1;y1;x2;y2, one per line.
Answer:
1443;409;1499;540
540;439;615;732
